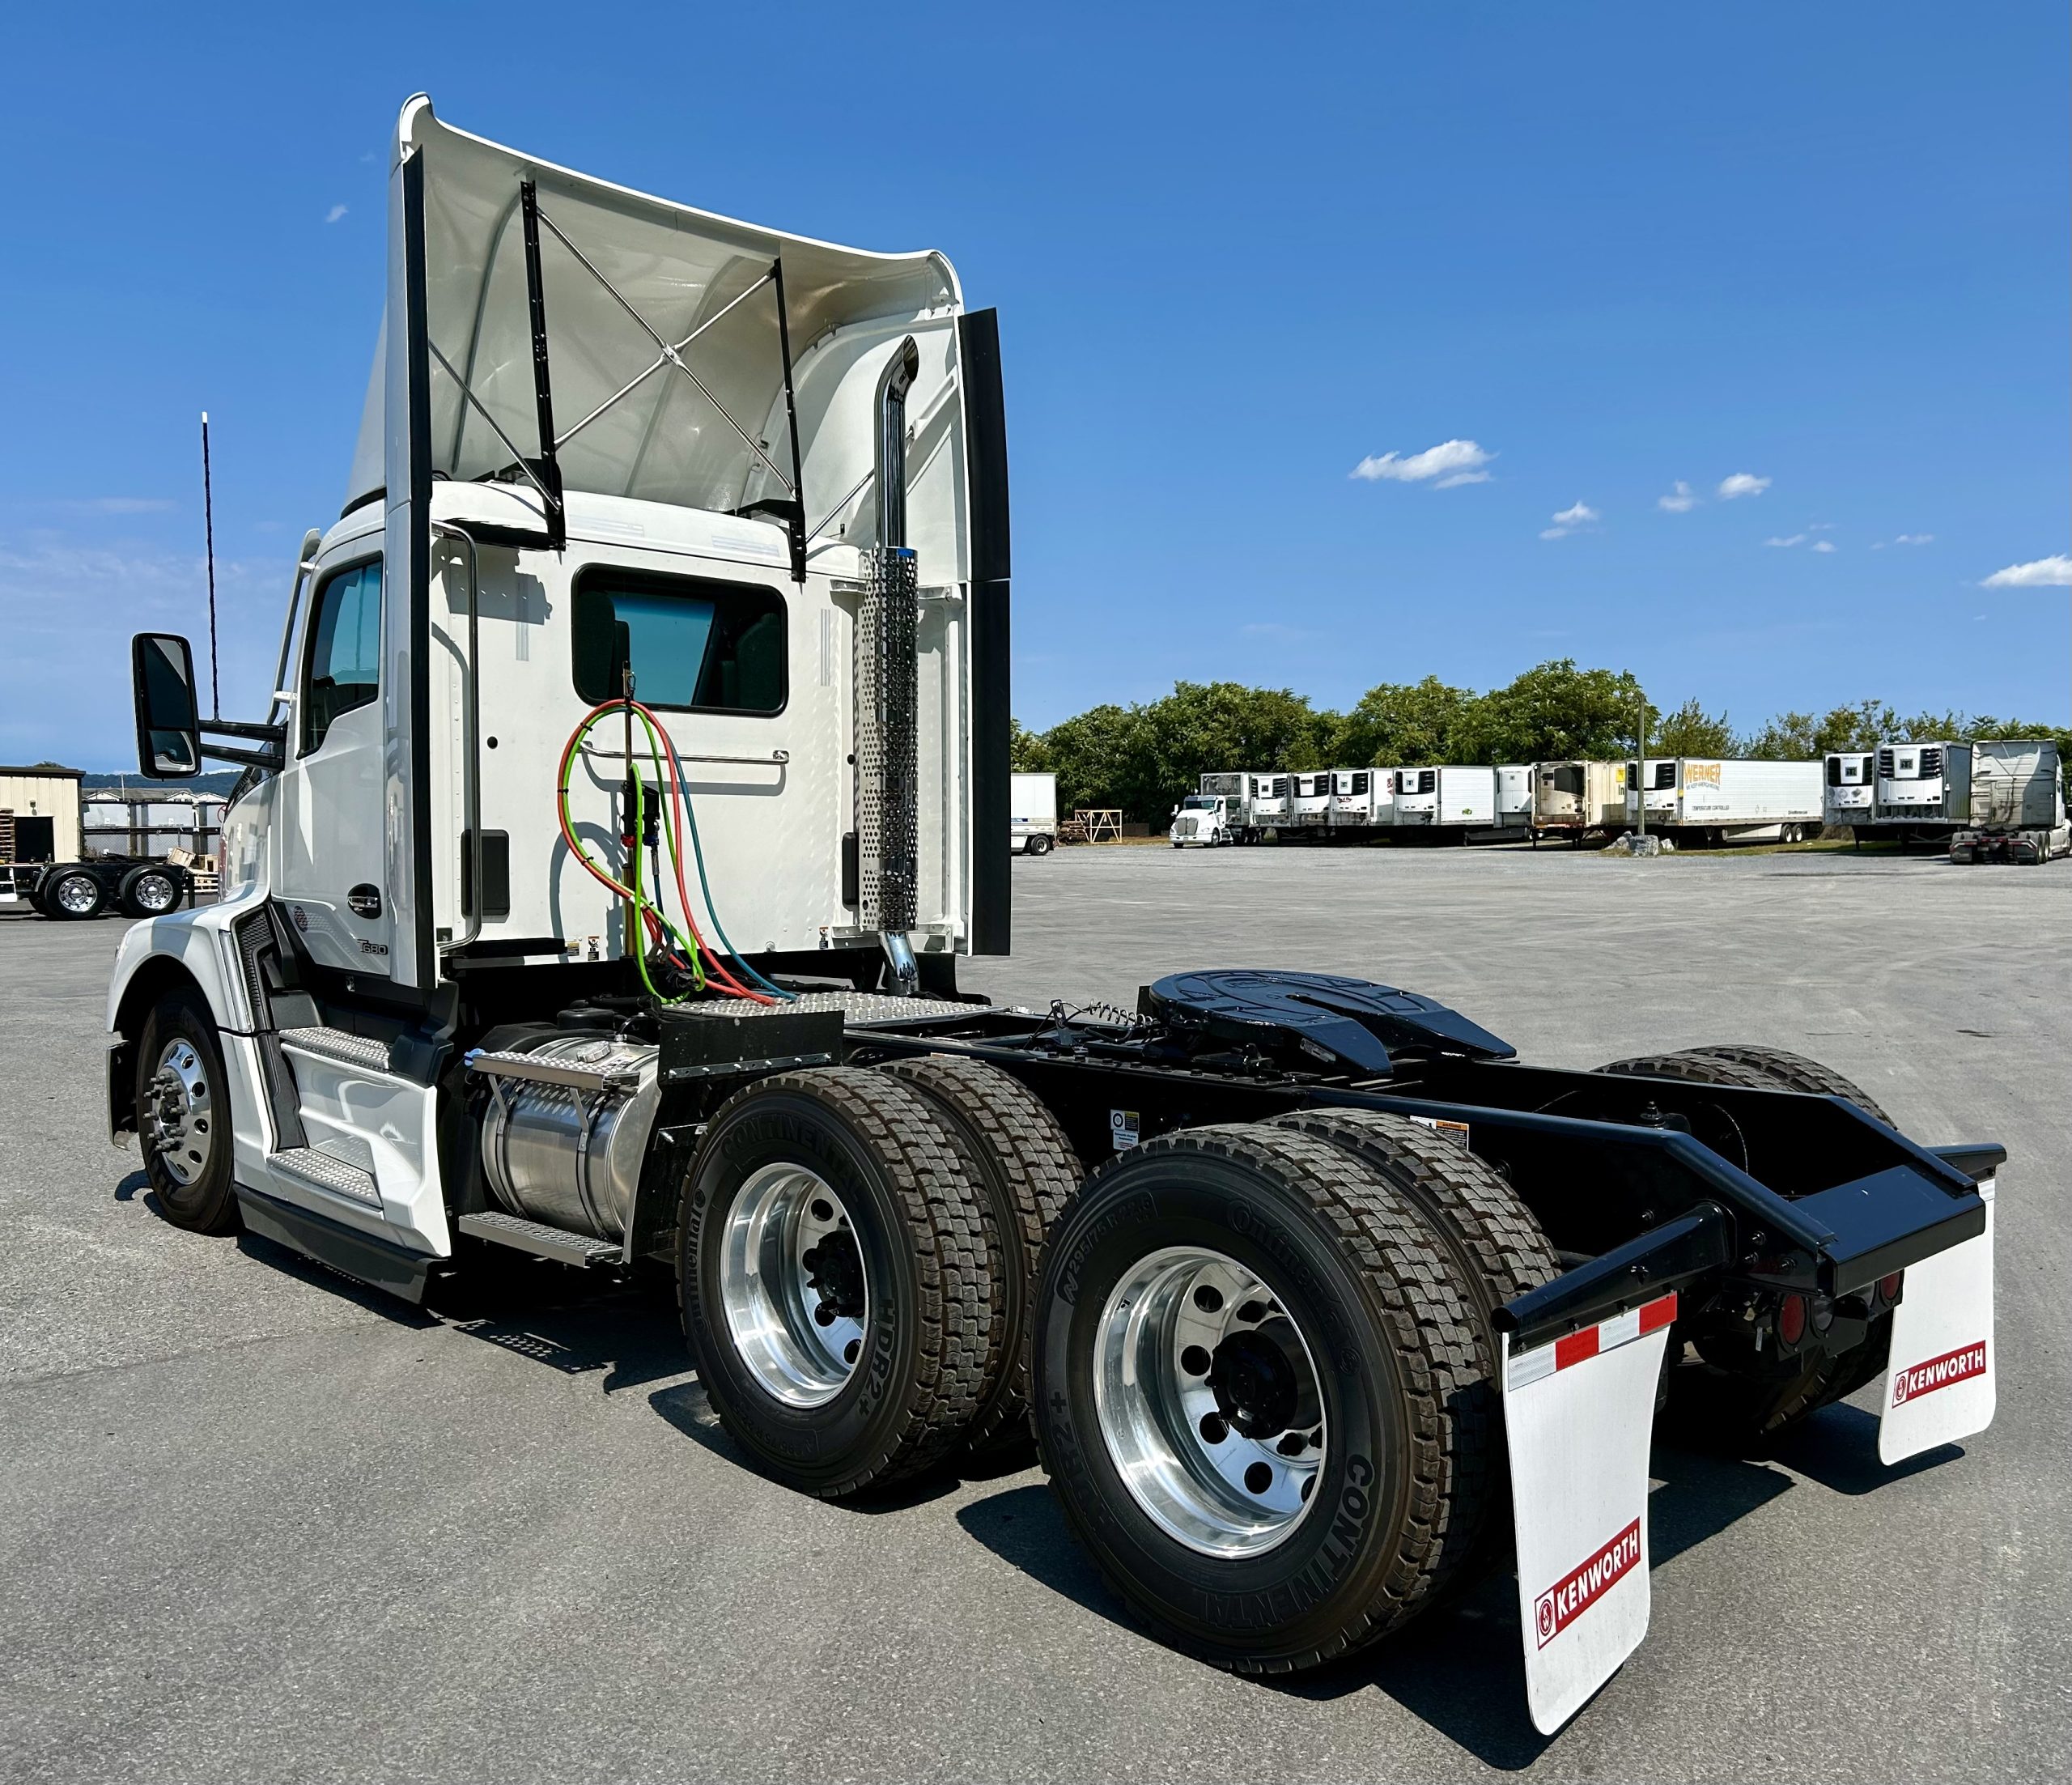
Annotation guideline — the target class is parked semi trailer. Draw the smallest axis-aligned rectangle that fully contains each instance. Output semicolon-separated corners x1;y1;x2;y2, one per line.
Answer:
1532;759;1625;845
1874;742;1972;839
1327;767;1387;836
1824;751;1875;833
1625;757;1823;846
1009;772;1057;856
1289;771;1334;834
108;100;2000;1738
1951;740;2069;864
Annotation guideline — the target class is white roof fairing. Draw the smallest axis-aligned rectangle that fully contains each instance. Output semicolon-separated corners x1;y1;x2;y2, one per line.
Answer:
348;97;963;523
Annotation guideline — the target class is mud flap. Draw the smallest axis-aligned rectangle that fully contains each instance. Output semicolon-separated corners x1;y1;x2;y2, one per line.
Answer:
1502;1293;1676;1736
1879;1175;1995;1465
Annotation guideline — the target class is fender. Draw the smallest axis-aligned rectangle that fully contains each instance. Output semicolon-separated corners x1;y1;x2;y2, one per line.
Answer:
107;885;266;1043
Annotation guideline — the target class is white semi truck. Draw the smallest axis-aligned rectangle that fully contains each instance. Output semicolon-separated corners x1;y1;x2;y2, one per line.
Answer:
1624;758;1823;846
1171;772;1280;846
106;99;2002;1737
1951;740;2069;864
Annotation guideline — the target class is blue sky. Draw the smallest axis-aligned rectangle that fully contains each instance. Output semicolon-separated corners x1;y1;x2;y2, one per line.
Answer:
2;2;2065;767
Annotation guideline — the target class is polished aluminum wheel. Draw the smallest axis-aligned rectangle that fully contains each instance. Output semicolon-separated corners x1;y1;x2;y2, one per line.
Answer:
53;873;100;916
719;1164;868;1409
130;872;178;914
1093;1246;1326;1558
146;1037;214;1187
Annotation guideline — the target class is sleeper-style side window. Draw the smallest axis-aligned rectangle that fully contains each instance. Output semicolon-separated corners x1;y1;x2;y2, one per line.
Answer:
571;566;787;715
302;558;383;754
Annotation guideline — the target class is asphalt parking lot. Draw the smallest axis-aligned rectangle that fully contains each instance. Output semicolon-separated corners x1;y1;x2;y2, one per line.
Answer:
3;844;2066;1783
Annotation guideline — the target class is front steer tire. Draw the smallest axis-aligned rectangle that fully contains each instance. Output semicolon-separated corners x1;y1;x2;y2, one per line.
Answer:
135;989;239;1235
679;1068;996;1499
1032;1124;1492;1675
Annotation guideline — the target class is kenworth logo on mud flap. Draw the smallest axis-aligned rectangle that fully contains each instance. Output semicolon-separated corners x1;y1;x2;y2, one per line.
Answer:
1535;1518;1642;1648
1890;1340;1988;1405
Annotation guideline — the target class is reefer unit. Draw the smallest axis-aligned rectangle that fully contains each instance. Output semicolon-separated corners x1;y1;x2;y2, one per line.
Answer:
1327;768;1383;833
1625;759;1823;843
1824;753;1875;829
1495;765;1533;831
1290;771;1334;830
1873;742;1972;831
1532;761;1625;840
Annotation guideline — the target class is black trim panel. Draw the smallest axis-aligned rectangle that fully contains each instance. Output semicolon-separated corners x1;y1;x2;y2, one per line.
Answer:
401;149;436;997
236;1183;435;1304
958;308;1011;958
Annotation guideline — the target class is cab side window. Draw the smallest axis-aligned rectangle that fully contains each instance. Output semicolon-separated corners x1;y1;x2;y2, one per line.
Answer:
303;560;383;753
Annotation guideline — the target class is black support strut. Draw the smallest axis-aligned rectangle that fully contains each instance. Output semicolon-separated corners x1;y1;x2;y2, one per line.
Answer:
518;179;567;550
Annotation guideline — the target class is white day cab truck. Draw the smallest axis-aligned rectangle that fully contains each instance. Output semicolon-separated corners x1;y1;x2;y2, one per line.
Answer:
1951;741;2068;865
1009;771;1056;856
1170;771;1276;846
1625;757;1823;848
109;100;2000;1737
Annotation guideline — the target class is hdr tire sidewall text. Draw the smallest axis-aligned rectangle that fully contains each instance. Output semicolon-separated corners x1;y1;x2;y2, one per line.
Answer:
683;1087;923;1494
1033;1153;1415;1667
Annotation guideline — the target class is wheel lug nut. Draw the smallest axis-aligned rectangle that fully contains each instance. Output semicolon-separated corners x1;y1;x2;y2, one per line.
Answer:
1180;1345;1212;1375
1198;1412;1228;1444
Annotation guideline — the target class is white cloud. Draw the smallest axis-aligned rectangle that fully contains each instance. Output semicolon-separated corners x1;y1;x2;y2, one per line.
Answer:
1540;500;1599;540
1717;472;1771;500
1350;439;1493;485
1982;554;2072;588
1765;534;1806;548
325;203;349;224
1656;481;1698;512
1896;533;1933;545
1810;539;1836;553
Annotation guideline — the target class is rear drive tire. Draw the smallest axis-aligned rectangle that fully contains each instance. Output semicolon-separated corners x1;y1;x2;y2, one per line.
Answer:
1027;833;1054;856
1032;1124;1492;1673
44;868;105;920
680;1068;996;1498
1599;1045;1896;1443
1665;1043;1892;1126
878;1055;1081;1451
119;865;181;918
136;989;239;1234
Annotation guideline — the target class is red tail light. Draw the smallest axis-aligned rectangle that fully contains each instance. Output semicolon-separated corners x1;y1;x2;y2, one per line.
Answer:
1777;1294;1807;1345
1878;1272;1903;1304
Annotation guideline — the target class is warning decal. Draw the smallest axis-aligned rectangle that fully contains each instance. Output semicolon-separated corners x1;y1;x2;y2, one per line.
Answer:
1535;1518;1643;1648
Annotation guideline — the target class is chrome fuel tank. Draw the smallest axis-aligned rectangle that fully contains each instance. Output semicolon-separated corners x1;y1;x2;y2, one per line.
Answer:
479;1035;661;1242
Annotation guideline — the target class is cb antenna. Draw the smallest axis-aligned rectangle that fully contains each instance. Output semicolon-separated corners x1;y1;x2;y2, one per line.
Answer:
201;410;220;720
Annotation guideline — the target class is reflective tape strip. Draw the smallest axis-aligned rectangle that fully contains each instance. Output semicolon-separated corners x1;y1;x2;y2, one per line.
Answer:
1508;1292;1679;1393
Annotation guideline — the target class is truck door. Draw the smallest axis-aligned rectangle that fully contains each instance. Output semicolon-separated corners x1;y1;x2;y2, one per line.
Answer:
274;555;393;975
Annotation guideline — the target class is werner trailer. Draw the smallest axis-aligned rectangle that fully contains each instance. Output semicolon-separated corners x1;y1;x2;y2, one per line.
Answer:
108;100;2000;1738
1951;740;2069;864
1626;757;1823;847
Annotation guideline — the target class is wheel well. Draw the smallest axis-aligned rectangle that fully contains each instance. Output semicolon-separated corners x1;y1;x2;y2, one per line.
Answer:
113;956;210;1044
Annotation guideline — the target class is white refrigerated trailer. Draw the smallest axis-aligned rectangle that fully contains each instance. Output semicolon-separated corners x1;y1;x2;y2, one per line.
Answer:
1951;741;2069;864
1625;758;1823;846
1872;742;1972;837
1391;766;1496;841
1010;772;1057;856
1532;760;1625;844
1327;768;1386;835
1824;752;1875;832
1289;771;1334;833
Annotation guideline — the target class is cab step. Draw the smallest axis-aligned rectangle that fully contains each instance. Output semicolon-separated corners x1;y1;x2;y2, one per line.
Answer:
270;1145;382;1208
456;1209;623;1268
279;1025;397;1074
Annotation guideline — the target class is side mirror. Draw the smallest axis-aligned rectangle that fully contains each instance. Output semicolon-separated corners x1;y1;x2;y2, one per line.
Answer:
132;633;202;779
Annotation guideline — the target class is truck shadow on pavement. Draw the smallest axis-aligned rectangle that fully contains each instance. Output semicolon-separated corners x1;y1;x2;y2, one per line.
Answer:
956;1439;1799;1771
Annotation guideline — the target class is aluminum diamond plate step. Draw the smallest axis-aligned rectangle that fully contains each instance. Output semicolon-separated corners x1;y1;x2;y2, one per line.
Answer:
457;1210;622;1268
270;1145;381;1208
280;1026;394;1073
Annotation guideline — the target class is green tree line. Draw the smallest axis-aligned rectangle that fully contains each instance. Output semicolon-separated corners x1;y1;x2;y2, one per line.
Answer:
1010;661;2072;823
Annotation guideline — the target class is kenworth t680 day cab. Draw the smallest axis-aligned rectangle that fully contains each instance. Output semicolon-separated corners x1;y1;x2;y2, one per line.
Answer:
109;100;1999;1737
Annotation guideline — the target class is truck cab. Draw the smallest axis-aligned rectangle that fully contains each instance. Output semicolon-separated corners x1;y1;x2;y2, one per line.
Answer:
1169;793;1233;846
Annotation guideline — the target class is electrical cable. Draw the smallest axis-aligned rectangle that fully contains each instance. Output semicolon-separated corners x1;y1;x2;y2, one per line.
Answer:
556;700;773;1004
